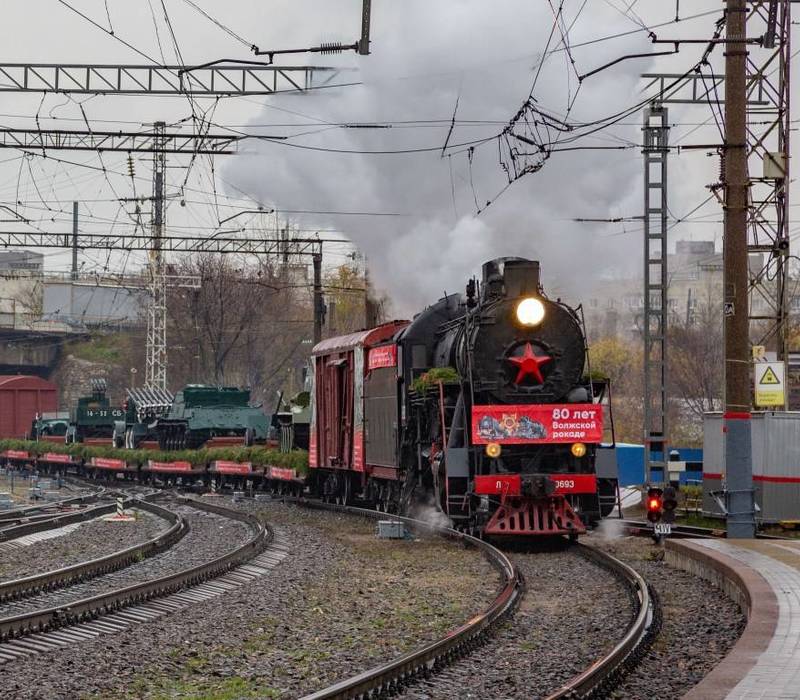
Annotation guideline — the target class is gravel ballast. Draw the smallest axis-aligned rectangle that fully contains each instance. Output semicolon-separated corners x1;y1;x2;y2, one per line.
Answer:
0;500;498;699
399;545;634;699
588;529;745;699
0;510;165;583
0;502;250;618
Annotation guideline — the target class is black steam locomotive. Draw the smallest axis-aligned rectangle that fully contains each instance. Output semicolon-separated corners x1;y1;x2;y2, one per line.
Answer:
309;257;617;538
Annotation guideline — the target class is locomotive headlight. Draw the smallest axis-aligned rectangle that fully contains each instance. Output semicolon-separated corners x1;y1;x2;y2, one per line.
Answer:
515;297;545;326
571;442;587;458
486;442;502;458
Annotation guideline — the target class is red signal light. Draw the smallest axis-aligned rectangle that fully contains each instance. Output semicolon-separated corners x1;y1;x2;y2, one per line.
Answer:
646;487;664;523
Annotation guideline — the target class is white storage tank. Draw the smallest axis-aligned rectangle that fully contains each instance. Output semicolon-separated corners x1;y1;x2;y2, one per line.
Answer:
703;412;800;522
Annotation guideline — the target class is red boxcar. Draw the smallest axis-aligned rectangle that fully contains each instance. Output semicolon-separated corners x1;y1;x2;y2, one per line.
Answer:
0;375;58;439
309;322;408;500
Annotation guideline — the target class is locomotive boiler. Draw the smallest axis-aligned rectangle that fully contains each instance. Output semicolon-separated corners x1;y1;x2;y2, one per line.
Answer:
308;257;617;538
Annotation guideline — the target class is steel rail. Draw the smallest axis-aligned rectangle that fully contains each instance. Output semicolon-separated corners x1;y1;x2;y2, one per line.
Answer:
0;495;140;543
0;486;106;522
618;518;790;540
296;500;656;700
0;498;187;604
544;543;657;699
296;501;523;700
0;497;270;642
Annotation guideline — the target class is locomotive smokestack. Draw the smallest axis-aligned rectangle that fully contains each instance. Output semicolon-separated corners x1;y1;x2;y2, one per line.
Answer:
503;259;540;298
482;259;504;297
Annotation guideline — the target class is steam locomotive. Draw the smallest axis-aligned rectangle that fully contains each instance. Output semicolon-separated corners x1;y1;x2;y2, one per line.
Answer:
309;257;618;538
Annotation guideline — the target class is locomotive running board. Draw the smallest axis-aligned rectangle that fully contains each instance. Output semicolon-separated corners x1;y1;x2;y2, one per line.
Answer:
484;495;586;537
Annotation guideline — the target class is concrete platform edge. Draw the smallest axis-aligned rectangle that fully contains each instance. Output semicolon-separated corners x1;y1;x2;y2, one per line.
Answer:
665;539;778;700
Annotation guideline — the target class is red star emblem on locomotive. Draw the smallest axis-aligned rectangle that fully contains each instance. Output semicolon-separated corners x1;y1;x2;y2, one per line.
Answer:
508;342;551;384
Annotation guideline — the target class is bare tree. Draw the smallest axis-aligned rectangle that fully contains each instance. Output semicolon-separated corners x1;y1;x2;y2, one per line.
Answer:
668;284;724;421
166;255;312;402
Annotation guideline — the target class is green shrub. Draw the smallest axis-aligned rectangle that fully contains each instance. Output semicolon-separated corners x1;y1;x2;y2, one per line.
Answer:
411;366;460;393
0;439;309;473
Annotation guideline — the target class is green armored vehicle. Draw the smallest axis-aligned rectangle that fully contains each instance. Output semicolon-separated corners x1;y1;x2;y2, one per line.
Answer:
155;385;269;450
30;412;70;440
272;390;311;452
66;379;124;443
113;386;174;448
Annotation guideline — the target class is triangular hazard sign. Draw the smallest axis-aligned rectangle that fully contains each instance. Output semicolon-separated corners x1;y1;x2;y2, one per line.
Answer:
760;366;781;385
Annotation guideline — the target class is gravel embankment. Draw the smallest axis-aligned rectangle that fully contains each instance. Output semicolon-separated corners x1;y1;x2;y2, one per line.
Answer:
399;545;634;699
0;510;165;583
0;500;499;700
589;530;745;699
0;503;250;618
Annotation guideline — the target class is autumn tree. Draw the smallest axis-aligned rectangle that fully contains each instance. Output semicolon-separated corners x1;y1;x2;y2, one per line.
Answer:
588;336;644;443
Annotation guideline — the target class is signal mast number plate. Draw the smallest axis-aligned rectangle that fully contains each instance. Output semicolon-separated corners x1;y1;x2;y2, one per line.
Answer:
654;523;672;536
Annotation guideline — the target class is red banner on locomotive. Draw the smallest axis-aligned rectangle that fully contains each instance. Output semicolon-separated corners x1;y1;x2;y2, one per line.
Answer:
471;404;603;444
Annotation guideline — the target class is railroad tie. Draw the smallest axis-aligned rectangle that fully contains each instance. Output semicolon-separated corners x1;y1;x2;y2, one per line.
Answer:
0;540;289;664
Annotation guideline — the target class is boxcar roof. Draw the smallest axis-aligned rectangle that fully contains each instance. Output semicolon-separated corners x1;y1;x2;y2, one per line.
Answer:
0;375;57;390
312;321;409;356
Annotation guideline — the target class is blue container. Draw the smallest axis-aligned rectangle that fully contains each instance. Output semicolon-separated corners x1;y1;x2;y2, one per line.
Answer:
613;444;704;486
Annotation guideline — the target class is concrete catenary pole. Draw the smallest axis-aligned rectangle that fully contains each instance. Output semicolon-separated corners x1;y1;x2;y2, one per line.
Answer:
723;0;755;538
71;202;78;280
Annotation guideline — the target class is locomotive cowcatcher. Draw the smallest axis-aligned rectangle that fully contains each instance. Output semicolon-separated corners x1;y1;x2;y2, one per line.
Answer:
308;258;617;538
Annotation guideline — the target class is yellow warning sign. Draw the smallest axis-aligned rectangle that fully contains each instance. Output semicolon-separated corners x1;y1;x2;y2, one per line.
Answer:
754;362;785;407
760;366;781;385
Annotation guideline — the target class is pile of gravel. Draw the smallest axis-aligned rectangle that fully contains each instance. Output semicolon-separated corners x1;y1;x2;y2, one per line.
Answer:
0;510;164;583
0;500;498;699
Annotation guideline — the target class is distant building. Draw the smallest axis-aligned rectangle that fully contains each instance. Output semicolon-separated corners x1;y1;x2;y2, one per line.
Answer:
43;280;146;328
0;250;43;272
583;240;775;339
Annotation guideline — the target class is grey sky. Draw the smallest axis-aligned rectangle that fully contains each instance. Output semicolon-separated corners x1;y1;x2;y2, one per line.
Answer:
0;1;795;311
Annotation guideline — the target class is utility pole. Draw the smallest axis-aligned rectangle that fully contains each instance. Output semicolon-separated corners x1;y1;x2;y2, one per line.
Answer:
723;0;755;538
146;121;168;390
313;250;323;346
70;201;78;323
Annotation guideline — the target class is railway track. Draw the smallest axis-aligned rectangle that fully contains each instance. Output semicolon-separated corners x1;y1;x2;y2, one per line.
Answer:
0;498;185;604
0;483;106;523
0;496;286;663
618;518;791;540
292;500;658;700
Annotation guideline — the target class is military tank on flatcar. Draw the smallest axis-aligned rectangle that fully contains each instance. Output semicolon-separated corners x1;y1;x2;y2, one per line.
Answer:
113;386;174;448
66;379;124;443
154;384;269;450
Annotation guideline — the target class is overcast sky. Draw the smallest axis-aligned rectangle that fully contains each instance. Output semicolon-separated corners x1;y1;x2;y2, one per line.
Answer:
0;1;796;312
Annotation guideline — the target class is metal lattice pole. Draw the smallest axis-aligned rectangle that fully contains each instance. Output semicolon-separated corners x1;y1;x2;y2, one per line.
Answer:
642;105;669;485
146;122;168;390
747;0;791;358
641;0;792;362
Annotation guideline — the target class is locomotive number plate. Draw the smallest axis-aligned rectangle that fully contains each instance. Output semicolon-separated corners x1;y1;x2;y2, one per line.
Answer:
654;523;672;536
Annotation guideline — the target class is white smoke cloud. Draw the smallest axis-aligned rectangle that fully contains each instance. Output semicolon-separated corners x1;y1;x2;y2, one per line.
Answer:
226;1;659;311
